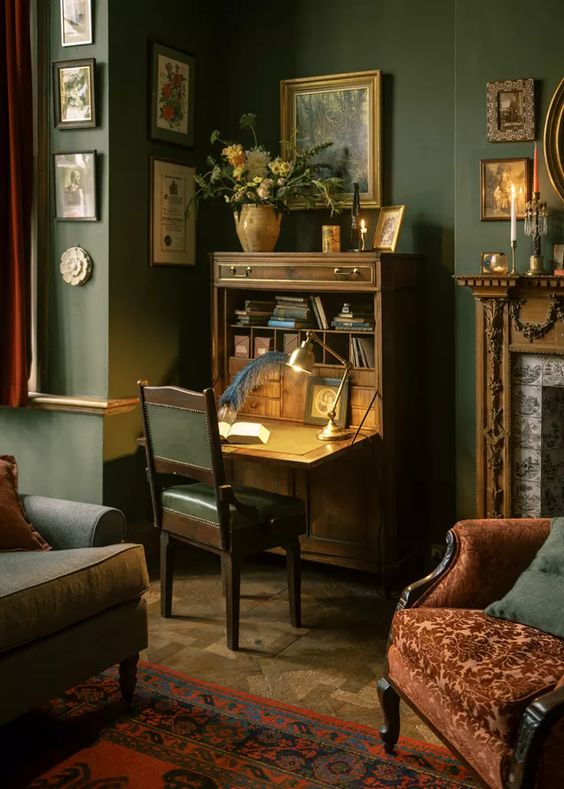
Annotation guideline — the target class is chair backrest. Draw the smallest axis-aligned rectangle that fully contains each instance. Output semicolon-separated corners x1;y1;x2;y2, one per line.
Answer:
139;380;226;490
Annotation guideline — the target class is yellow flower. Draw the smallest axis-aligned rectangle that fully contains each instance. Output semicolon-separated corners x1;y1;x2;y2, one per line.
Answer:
270;158;290;177
222;144;246;168
232;165;245;181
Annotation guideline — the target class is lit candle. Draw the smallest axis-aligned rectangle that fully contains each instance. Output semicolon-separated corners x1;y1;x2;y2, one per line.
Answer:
510;185;517;242
360;219;367;250
533;142;539;193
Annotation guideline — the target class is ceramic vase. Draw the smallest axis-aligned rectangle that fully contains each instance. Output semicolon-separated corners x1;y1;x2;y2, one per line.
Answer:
233;205;282;252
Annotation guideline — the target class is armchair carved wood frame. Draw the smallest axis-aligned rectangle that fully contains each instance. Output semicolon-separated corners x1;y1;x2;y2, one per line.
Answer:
377;519;564;789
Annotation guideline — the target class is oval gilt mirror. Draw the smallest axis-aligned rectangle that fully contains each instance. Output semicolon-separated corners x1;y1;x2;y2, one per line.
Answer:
544;77;564;203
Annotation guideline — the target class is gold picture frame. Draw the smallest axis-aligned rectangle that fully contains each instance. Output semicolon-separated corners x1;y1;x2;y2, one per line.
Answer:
280;70;382;208
150;156;196;266
486;78;535;142
372;205;405;252
480;158;530;221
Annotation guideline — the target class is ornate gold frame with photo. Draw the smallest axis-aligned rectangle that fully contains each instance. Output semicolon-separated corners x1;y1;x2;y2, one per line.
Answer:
372;205;405;252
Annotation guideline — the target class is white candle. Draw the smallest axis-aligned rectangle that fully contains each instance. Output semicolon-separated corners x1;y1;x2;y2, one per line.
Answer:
510;185;517;242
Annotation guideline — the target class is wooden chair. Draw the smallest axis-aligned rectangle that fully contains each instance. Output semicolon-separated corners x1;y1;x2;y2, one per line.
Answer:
138;381;306;650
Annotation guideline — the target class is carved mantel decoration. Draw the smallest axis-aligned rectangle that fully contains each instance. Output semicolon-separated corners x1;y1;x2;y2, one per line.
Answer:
456;274;564;517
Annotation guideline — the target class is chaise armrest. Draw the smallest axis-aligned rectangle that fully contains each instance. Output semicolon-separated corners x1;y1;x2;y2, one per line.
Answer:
19;494;126;549
400;518;551;611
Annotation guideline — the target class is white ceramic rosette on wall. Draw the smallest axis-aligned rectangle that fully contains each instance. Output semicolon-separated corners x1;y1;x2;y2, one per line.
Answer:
60;245;93;286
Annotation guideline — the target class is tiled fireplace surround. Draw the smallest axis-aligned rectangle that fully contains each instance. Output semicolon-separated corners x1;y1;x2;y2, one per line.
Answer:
456;274;564;519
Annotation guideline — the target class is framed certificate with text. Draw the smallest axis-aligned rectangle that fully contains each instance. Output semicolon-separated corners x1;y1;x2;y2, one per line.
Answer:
150;157;195;266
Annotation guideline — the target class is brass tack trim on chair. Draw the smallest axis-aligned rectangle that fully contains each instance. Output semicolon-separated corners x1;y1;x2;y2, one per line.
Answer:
154;455;213;472
162;506;220;527
145;402;208;415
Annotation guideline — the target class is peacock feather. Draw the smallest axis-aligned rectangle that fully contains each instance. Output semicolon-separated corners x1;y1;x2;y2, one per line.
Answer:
219;350;288;410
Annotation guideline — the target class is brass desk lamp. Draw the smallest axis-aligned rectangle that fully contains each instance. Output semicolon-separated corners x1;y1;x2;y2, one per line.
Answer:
287;331;353;441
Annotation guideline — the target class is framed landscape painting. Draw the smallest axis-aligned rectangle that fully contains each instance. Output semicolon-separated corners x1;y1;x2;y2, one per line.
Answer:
150;44;196;147
280;70;382;208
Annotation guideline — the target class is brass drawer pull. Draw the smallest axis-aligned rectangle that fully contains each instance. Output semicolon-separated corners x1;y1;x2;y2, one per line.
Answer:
228;266;253;278
334;267;361;279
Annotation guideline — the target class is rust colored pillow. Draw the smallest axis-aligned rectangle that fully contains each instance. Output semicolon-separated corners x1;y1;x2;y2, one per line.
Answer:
0;456;50;551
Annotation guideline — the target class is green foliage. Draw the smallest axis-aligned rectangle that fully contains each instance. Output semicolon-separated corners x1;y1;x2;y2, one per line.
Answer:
188;113;343;217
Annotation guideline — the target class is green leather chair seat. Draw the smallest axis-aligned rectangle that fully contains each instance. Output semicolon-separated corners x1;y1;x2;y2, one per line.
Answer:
161;483;305;529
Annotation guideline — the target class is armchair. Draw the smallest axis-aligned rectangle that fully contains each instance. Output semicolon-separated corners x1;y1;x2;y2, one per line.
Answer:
0;495;149;726
378;518;564;789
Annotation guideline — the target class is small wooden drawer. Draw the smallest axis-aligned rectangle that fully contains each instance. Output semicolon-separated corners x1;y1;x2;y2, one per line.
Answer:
217;262;374;285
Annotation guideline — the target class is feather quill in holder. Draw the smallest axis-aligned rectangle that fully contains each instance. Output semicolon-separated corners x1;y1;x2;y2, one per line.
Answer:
219;351;288;411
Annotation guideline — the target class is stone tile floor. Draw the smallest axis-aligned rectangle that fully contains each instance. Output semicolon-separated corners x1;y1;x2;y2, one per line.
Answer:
142;541;438;744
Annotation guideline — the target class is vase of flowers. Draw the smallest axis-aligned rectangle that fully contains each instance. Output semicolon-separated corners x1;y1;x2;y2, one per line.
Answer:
192;113;342;252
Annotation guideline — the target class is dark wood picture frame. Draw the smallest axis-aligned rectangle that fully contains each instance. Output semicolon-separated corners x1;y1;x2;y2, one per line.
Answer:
53;58;96;129
53;150;97;221
149;155;196;267
150;43;196;147
480;157;530;222
304;375;350;428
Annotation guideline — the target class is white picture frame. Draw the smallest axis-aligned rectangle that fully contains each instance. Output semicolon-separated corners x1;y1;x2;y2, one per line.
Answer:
60;0;93;47
150;157;196;267
54;151;97;221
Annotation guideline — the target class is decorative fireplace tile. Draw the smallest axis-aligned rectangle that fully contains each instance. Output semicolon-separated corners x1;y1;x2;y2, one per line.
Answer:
513;355;543;385
513;385;542;416
513;416;542;449
513;448;541;480
543;357;564;386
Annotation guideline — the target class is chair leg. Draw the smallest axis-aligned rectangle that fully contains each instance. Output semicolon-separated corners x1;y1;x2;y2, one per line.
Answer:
160;531;174;618
286;540;302;628
119;653;139;705
377;677;401;753
221;553;241;651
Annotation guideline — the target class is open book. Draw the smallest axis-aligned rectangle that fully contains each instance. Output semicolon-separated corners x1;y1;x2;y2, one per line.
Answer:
218;421;271;444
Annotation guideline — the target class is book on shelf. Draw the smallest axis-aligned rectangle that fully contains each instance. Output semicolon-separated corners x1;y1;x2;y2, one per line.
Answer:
272;306;311;320
351;337;360;367
332;320;374;331
218;421;271;444
236;316;270;326
357;336;375;368
314;296;329;329
268;318;313;329
274;295;309;304
244;299;275;310
310;296;323;329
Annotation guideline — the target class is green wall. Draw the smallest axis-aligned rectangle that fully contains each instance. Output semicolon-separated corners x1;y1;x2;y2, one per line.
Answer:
454;0;564;517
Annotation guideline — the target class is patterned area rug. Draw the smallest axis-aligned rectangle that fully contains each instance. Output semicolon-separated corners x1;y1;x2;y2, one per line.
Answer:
3;663;477;788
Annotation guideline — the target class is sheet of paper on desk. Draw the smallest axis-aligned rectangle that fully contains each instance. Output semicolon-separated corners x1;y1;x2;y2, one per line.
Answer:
218;422;271;444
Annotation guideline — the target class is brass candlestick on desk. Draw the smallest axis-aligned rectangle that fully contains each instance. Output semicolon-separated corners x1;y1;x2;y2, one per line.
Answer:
524;191;548;276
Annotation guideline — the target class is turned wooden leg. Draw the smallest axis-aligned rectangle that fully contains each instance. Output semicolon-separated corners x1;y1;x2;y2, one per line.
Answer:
160;531;174;618
377;677;401;752
286;540;302;628
221;553;241;651
119;653;139;705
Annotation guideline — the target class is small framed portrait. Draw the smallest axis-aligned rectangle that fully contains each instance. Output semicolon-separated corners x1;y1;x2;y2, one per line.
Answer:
486;79;535;142
150;43;196;147
150;157;196;266
53;151;97;221
304;376;350;428
372;205;405;252
480;158;530;221
60;0;93;47
53;59;96;129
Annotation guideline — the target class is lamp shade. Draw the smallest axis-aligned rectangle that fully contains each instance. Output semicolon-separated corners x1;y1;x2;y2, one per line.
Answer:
287;339;315;374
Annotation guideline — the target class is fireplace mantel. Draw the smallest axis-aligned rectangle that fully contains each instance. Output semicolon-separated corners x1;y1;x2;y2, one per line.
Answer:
456;274;564;518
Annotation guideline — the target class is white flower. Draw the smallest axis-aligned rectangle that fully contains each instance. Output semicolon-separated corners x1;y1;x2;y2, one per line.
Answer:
245;148;270;180
257;178;273;200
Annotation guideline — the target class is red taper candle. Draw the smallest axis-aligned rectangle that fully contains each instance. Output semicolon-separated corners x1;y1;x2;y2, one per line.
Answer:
533;142;539;193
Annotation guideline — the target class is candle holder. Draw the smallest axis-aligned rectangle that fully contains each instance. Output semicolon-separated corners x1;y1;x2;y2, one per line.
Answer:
524;191;549;276
510;240;517;275
349;182;361;251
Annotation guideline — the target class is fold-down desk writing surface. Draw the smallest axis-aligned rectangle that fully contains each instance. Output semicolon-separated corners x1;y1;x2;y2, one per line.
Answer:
222;419;376;468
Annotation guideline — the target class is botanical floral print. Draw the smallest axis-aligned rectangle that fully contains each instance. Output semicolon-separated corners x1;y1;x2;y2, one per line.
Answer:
158;57;188;133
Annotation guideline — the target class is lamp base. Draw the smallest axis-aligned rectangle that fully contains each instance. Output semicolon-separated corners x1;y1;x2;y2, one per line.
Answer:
525;255;547;276
316;420;352;442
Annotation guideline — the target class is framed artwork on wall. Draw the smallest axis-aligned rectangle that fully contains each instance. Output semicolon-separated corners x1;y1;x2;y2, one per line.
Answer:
372;205;405;252
280;70;382;208
486;78;535;142
150;44;196;147
60;0;93;47
480;157;530;221
53;59;96;129
150;157;196;266
53;151;97;221
304;376;350;428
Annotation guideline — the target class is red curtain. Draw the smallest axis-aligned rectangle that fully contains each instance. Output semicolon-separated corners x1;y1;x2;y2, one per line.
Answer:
0;0;32;407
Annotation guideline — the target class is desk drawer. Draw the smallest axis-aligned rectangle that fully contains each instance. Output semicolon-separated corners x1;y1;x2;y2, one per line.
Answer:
218;262;374;285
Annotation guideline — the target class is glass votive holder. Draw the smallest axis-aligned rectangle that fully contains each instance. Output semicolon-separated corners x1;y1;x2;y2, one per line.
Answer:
481;252;509;275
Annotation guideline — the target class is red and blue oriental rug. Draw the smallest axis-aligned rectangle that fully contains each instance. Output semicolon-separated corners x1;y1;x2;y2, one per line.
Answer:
3;662;477;787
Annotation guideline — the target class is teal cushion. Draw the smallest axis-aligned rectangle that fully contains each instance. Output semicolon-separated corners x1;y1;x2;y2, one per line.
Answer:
161;483;304;528
485;517;564;638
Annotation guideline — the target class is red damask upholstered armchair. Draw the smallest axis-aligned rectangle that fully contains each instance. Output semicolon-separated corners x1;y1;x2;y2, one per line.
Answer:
378;519;564;789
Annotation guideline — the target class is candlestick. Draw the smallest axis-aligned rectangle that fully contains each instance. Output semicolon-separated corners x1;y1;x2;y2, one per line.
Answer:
533;142;539;193
510;185;517;243
360;219;367;251
524;185;548;276
510;240;517;275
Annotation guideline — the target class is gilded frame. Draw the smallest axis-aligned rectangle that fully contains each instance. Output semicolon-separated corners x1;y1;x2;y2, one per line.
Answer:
372;205;405;252
543;77;564;202
280;70;382;208
303;375;350;428
480;157;530;222
486;78;535;142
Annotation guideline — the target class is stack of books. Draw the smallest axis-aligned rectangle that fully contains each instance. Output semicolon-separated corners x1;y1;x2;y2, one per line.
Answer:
234;299;275;326
331;303;374;332
351;336;375;368
268;296;314;329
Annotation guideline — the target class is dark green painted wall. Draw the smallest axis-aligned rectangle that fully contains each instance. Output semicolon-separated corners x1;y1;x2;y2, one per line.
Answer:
454;0;564;517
